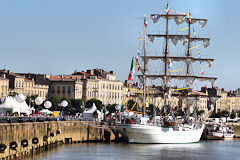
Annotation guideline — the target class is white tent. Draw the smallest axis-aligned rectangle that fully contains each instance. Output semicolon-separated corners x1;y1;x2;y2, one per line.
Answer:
40;109;53;115
83;103;97;121
0;96;32;115
83;103;97;113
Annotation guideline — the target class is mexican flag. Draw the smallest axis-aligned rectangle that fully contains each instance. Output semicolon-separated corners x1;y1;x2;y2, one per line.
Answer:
127;57;135;81
144;18;148;27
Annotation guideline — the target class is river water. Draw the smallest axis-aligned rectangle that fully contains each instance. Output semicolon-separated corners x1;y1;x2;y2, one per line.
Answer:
27;140;240;160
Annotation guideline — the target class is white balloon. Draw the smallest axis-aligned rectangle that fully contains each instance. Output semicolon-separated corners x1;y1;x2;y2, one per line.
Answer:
115;105;121;111
61;100;68;107
35;97;43;105
44;101;52;109
15;94;25;103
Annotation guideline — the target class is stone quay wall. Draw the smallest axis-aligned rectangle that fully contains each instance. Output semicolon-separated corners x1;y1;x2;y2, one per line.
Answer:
0;121;116;159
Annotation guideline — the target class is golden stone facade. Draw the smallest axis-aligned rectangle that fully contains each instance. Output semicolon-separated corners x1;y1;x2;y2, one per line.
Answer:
0;70;49;100
82;77;124;105
0;77;9;98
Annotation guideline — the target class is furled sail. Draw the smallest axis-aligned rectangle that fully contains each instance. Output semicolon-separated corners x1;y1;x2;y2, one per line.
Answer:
151;14;186;25
148;34;210;48
137;75;217;86
185;18;208;28
141;56;214;67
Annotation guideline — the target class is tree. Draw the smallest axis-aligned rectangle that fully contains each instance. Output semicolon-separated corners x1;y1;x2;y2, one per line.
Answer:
26;94;38;106
48;95;61;111
71;99;84;113
106;104;117;113
230;110;236;119
60;96;72;115
86;98;103;110
197;110;205;116
220;110;230;118
8;92;18;97
173;107;185;117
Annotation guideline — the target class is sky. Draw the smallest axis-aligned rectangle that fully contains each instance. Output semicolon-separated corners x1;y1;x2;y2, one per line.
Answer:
0;0;239;90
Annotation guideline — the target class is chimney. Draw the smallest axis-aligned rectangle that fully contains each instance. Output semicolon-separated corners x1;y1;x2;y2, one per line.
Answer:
124;80;127;85
87;70;94;75
110;70;114;74
3;74;6;79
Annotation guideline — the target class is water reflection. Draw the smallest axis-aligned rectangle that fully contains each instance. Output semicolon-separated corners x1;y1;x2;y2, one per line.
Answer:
26;140;240;160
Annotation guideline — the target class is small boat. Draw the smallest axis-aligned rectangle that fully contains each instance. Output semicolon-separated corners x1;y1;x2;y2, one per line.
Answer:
202;124;235;140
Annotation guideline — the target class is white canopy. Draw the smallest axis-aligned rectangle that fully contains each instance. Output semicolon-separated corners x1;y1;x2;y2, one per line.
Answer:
0;96;32;115
40;109;53;115
83;103;97;113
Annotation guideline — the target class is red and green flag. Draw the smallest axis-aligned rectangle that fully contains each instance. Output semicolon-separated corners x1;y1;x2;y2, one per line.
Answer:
127;57;135;81
144;18;148;27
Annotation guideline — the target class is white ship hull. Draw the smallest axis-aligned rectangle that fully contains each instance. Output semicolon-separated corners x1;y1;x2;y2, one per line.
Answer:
117;124;204;144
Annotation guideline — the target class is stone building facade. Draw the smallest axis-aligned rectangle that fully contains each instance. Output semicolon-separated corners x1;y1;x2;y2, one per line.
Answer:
78;70;124;105
0;69;49;100
50;75;83;99
0;77;9;98
50;69;124;105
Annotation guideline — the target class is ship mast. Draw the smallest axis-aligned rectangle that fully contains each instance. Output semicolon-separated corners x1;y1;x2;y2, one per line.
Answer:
187;12;191;77
164;11;169;121
186;11;191;120
137;6;216;119
143;16;147;116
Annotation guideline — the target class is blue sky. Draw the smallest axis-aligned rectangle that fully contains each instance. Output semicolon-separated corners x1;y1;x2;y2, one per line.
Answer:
0;0;239;90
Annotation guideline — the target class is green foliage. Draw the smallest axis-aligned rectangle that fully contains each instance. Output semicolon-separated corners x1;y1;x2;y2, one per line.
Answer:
6;109;12;114
210;110;221;118
220;110;230;118
197;110;205;116
71;99;84;113
8;92;18;97
106;104;117;113
230;110;236;119
147;104;154;116
174;108;185;117
48;94;61;111
86;98;103;110
26;94;38;106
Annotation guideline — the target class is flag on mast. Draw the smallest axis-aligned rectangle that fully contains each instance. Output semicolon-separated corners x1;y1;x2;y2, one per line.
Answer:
127;57;135;81
144;18;148;27
193;28;197;38
166;3;169;13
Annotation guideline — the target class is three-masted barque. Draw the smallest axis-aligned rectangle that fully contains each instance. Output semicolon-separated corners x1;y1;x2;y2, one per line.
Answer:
116;4;217;144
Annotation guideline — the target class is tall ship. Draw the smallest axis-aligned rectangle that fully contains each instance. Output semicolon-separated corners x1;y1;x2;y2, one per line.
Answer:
116;4;219;144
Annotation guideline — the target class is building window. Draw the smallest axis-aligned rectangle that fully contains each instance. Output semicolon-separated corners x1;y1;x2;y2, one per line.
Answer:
57;86;60;93
68;87;71;93
62;87;66;93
